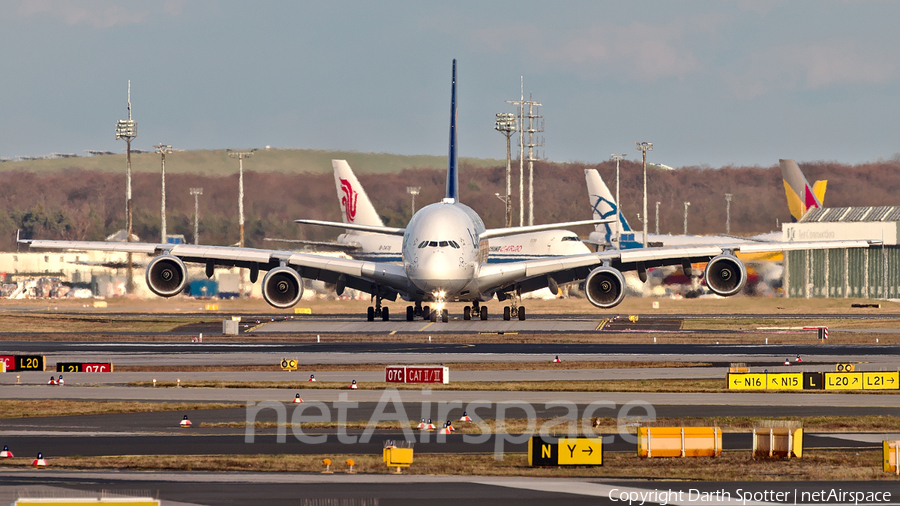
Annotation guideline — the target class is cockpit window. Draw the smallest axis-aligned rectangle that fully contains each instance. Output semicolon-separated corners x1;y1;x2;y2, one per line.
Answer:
561;236;581;242
418;241;428;248
449;241;460;248
428;241;438;247
438;241;449;247
420;240;460;248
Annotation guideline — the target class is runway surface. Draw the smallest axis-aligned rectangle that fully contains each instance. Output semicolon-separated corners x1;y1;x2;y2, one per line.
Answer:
2;473;899;506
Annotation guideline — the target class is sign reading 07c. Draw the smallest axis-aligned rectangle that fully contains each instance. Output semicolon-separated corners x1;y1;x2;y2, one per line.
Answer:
56;363;113;373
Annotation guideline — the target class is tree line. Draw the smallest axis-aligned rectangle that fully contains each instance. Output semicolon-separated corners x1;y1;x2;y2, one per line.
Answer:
2;159;898;251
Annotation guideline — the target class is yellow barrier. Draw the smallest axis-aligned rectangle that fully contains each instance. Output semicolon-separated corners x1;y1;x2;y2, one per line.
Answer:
753;427;803;459
383;447;414;473
205;303;219;311
884;441;900;474
637;427;721;458
294;307;312;314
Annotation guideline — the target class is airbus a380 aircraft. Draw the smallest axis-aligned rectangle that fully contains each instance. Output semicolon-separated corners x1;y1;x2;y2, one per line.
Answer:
21;60;875;323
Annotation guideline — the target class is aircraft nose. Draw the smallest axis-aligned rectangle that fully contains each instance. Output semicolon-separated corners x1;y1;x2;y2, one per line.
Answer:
413;252;466;292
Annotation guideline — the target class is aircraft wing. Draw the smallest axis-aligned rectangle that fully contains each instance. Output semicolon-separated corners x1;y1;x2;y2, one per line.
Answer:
477;239;879;294
295;219;406;236
21;239;411;300
479;219;611;240
264;237;362;252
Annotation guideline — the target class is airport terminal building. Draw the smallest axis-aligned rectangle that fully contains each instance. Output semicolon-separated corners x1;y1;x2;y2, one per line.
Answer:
782;206;900;299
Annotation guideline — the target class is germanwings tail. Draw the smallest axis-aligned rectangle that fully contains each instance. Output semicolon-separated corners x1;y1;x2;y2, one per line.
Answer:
332;160;384;227
584;169;636;246
446;59;459;203
780;159;826;221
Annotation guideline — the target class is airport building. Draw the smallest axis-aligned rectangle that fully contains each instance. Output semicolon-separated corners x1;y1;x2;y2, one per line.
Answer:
782;206;900;299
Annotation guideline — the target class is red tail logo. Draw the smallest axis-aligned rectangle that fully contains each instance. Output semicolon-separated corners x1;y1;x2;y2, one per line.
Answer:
340;178;358;222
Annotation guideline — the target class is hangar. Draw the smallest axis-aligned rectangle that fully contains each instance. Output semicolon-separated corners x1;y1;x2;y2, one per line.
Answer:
782;206;900;299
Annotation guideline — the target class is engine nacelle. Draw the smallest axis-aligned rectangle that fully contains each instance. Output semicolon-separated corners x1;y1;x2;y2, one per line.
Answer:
145;255;187;297
262;266;304;309
584;266;626;309
704;254;747;297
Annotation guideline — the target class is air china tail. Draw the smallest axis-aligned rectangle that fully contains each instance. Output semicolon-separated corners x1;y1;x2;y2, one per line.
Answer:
780;159;826;222
333;160;384;227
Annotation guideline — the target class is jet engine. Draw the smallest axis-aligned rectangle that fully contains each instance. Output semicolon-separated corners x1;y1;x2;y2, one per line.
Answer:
584;266;626;309
703;253;747;297
145;255;187;297
262;266;304;309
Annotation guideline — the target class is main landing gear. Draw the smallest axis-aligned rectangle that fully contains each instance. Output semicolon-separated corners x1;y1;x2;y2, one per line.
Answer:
367;296;390;322
463;301;488;321
501;291;526;321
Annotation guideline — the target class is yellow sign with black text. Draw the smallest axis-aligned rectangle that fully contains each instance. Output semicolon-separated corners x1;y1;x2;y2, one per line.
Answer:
767;373;804;390
728;373;766;390
825;372;863;390
528;436;602;466
864;372;899;390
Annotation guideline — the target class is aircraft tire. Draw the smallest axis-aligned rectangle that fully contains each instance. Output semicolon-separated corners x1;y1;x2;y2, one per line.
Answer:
463;306;471;320
367;307;375;322
441;309;449;323
518;306;526;321
382;306;390;321
423;306;430;320
480;308;488;321
430;310;437;322
406;306;414;321
503;307;511;321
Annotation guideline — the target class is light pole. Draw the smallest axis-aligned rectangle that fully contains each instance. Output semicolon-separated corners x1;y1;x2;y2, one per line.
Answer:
227;149;256;248
609;154;626;248
725;193;733;234
154;144;173;244
406;186;421;215
190;188;203;245
655;201;661;236
683;201;691;235
495;113;517;227
115;81;137;293
635;142;653;248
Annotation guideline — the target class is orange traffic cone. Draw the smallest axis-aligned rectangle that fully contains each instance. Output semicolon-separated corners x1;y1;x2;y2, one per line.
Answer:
180;415;192;427
350;380;358;390
32;452;46;468
0;445;13;458
459;411;472;422
293;393;303;404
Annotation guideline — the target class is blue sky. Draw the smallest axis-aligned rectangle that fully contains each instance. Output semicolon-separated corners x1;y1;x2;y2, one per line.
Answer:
2;0;899;167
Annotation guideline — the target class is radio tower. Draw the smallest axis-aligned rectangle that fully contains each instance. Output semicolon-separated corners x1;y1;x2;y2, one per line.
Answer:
507;79;544;226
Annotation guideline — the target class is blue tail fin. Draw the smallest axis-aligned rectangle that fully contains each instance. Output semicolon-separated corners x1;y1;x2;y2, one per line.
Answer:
446;59;459;202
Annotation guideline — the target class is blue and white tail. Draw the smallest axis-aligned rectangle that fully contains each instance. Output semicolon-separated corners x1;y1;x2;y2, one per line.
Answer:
332;160;384;227
585;169;640;249
445;59;459;203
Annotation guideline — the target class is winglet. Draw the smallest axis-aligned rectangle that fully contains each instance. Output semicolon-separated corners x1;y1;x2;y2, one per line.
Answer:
446;59;459;202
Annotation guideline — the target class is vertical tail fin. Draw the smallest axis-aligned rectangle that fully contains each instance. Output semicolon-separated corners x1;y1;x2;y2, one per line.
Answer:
332;160;385;227
445;59;459;202
585;169;633;238
780;159;825;221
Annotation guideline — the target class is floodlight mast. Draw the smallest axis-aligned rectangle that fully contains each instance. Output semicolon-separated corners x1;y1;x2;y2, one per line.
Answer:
406;186;421;215
190;188;203;245
154;144;173;244
609;154;626;249
115;81;138;293
227;149;256;248
635;141;653;248
725;193;733;234
494;113;517;227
